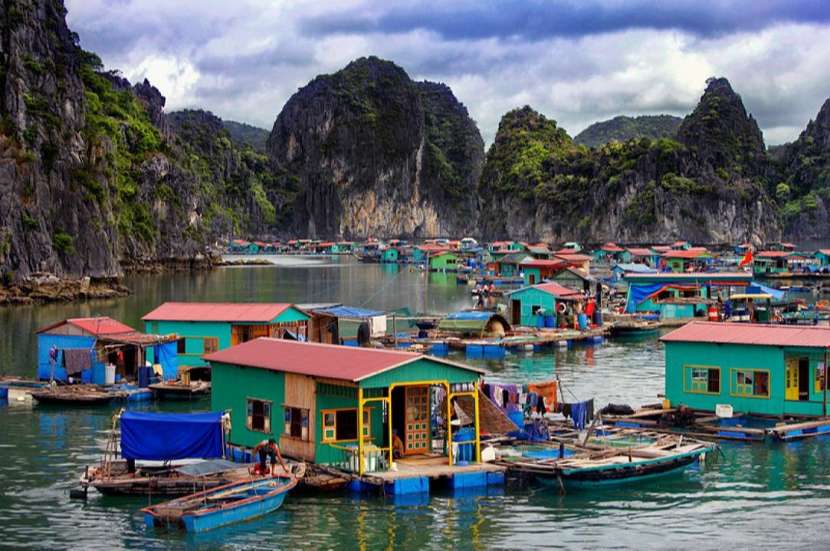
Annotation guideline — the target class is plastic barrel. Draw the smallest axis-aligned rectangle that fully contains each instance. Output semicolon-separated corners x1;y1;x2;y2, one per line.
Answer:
0;386;8;402
138;366;151;388
92;363;106;385
578;313;589;330
544;315;555;328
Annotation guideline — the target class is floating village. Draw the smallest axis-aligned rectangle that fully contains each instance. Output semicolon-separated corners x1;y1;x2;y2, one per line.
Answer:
4;237;830;533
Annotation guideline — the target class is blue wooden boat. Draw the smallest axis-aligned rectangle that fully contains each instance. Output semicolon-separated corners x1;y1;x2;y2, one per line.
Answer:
142;471;300;532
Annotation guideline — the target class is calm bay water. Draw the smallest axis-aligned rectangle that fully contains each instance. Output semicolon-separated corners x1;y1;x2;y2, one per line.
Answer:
0;257;827;549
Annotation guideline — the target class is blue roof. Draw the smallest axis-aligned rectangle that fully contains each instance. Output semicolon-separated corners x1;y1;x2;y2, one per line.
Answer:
445;311;494;321
315;306;384;318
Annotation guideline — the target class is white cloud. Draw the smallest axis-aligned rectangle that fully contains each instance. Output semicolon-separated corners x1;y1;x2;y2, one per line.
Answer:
65;1;830;145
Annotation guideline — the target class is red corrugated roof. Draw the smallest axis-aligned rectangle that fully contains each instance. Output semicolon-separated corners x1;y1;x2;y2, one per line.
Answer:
601;242;624;252
652;245;671;252
416;245;451;253
533;282;583;298
555;253;592;262
205;338;483;381
757;251;791;258
626;248;653;256
520;259;567;268
37;317;136;336
142;302;293;323
661;321;830;348
672;240;690;247
817;249;830;256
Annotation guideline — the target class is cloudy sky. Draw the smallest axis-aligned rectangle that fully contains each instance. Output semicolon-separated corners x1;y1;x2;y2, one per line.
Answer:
66;0;830;145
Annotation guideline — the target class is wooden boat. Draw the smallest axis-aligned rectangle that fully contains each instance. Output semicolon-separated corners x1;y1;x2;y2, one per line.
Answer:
30;385;126;405
148;380;211;400
142;469;301;532
504;437;712;491
81;459;258;496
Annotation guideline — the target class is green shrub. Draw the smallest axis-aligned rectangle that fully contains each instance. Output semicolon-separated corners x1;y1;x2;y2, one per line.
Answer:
52;230;75;255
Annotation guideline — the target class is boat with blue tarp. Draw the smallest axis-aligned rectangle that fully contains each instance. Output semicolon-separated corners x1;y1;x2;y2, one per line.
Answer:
81;410;259;496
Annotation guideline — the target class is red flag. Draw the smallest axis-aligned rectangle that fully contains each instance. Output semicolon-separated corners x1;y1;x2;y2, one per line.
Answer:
739;249;754;267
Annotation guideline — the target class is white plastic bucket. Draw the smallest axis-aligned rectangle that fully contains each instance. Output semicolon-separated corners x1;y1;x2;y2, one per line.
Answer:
104;364;116;385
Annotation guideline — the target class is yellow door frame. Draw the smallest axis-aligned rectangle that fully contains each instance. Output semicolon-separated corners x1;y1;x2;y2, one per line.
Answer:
448;389;481;463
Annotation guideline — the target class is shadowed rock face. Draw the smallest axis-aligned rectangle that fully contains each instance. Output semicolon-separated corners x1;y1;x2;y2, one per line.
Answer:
267;56;483;239
478;91;782;245
778;98;830;240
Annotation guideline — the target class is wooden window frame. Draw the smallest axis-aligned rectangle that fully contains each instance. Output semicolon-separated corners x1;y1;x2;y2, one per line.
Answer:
815;362;826;394
321;407;372;443
203;336;219;354
246;397;272;434
729;368;771;399
283;406;310;441
683;365;721;395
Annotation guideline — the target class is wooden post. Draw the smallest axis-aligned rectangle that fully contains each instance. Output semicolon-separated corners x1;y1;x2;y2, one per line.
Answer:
387;385;394;469
393;314;397;348
473;387;481;463
446;383;453;467
824;351;828;418
358;388;364;475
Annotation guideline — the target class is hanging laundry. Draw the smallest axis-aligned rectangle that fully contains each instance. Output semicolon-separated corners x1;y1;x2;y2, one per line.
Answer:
563;399;594;430
63;348;91;375
528;380;558;411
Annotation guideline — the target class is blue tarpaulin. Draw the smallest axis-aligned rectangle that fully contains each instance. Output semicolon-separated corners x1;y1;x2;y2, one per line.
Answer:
154;341;179;381
747;283;786;301
315;306;383;318
120;411;223;460
625;283;667;313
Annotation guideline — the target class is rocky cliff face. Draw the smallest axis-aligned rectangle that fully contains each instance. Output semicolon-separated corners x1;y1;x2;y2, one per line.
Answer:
479;81;782;244
267;57;483;239
0;0;276;282
777;98;830;240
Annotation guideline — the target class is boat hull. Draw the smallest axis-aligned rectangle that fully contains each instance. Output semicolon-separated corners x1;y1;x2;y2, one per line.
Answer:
536;450;705;490
183;490;287;532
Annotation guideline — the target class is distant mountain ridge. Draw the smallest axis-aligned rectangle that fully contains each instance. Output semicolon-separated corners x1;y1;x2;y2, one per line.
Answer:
223;120;269;153
574;115;682;147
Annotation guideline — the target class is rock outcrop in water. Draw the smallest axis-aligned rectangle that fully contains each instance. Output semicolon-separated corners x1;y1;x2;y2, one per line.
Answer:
267;57;483;239
478;80;782;244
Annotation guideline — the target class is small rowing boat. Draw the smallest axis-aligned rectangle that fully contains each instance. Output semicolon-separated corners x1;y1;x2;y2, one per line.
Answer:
30;385;126;405
148;380;211;400
142;468;301;532
500;434;712;491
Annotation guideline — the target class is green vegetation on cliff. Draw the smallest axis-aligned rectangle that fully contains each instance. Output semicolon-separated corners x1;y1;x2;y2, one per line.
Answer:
574;115;682;148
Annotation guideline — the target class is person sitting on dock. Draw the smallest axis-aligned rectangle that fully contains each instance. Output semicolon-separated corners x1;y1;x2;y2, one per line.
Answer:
253;438;287;476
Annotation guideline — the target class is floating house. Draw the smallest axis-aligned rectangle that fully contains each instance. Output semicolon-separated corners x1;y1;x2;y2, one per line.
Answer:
380;247;399;263
429;251;460;272
816;249;830;268
623;272;752;319
753;251;791;276
207;339;485;476
660;248;712;273
549;266;595;293
36;317;178;384
507;282;584;327
496;253;531;277
593;242;625;263
519;259;568;285
412;245;449;265
610;263;657;284
331;242;355;255
142;303;311;367
437;311;511;338
621;248;658;266
306;305;388;343
554;252;592;273
662;322;830;417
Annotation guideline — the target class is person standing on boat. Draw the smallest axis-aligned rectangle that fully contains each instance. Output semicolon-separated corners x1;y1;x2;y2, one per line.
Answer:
253;438;287;476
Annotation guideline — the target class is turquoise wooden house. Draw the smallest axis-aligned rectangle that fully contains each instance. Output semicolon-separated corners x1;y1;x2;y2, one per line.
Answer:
497;253;531;276
519;259;567;285
381;247;399;263
207;339;484;475
753;251;791;276
429;251;459;271
816;249;830;268
662;322;830;417
331;242;354;254
507;282;583;327
624;272;752;319
142;302;311;367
